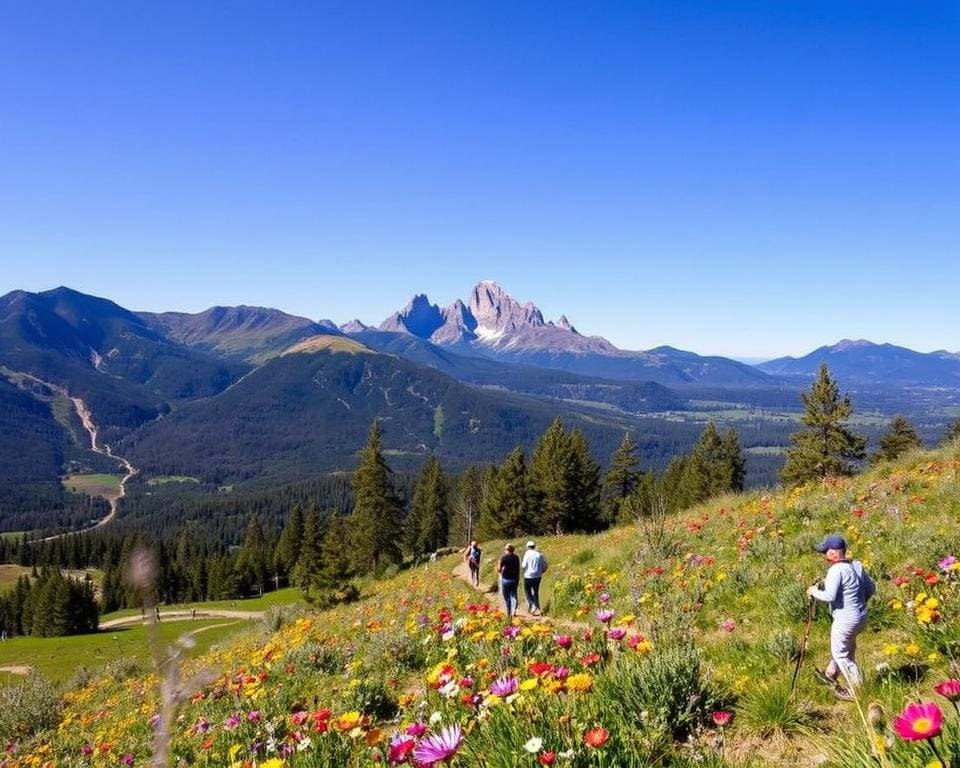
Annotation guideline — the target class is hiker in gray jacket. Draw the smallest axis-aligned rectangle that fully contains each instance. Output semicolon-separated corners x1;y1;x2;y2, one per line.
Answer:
807;534;876;697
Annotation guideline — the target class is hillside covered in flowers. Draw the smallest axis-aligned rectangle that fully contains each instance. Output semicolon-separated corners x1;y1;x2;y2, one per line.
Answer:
5;443;960;767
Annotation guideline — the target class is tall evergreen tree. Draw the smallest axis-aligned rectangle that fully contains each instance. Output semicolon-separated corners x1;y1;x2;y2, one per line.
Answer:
291;506;323;595
350;422;404;574
873;415;922;464
569;428;603;531
529;419;578;534
680;422;731;505
478;448;532;539
781;363;866;486
275;505;305;576
407;457;451;554
720;427;746;492
236;515;269;596
602;432;641;524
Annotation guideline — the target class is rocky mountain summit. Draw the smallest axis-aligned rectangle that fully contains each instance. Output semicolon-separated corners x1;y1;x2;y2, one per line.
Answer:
376;281;617;355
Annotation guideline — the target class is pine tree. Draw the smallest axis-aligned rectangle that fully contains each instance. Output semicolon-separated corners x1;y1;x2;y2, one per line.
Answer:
275;505;305;576
478;448;532;539
873;415;922;464
236;515;269;596
781;364;866;486
720;427;746;492
602;432;641;524
291;506;323;595
569;428;602;531
529;419;578;534
311;514;359;607
407;457;450;554
350;422;403;574
681;422;731;505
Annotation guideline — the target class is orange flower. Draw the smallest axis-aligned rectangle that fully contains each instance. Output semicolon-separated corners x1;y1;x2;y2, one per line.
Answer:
584;726;609;748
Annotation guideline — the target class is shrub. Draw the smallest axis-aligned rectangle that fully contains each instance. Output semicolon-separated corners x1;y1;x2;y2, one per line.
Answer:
740;682;810;737
765;630;801;663
311;582;360;610
285;641;346;674
0;673;61;741
596;643;725;741
571;548;595;566
345;676;397;720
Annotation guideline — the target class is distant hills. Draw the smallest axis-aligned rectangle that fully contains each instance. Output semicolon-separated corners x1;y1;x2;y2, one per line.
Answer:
758;339;960;387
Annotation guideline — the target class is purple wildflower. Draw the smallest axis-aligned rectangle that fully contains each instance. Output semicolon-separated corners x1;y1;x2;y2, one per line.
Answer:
489;675;519;698
596;609;615;624
411;724;464;767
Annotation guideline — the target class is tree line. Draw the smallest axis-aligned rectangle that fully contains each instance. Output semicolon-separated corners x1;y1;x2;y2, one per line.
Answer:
0;568;98;638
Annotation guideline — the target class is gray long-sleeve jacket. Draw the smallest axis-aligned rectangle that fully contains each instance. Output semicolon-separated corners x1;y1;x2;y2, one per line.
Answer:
810;560;875;620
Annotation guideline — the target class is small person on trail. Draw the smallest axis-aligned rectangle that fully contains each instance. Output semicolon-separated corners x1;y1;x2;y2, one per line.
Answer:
465;540;482;587
521;540;548;615
498;544;521;619
807;534;876;699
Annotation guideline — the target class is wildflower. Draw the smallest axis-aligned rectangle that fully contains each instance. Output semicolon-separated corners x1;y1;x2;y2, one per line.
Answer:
489;676;519;698
935;680;960;702
411;724;463;767
538;752;557;765
565;673;593;693
711;711;733;727
584;726;610;748
388;736;416;764
596;609;615;624
892;702;943;741
607;628;626;641
720;619;736;632
524;737;544;753
553;634;572;649
406;723;428;737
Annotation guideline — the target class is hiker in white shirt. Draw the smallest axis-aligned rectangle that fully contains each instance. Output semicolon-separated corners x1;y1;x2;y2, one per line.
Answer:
521;541;548;615
807;533;875;698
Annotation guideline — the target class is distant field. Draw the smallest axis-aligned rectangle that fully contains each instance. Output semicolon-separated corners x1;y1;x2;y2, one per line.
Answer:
98;586;303;624
0;564;31;592
62;473;123;499
146;475;200;486
0;619;253;684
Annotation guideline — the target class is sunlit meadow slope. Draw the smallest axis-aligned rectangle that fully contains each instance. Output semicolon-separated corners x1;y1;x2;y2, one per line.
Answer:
6;441;960;767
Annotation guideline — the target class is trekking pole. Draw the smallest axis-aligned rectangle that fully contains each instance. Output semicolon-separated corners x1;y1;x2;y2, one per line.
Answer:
790;594;816;698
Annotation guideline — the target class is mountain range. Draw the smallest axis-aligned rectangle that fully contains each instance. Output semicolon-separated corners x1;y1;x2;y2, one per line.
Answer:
1;282;958;531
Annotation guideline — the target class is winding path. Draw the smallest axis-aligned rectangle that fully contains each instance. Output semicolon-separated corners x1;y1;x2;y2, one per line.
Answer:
7;370;137;540
99;609;263;629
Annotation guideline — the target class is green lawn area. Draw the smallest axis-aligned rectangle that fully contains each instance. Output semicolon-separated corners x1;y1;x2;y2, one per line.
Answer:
98;586;303;624
0;619;253;684
62;473;124;499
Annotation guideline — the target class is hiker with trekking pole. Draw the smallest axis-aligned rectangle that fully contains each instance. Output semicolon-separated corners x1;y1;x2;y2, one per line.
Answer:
805;534;876;700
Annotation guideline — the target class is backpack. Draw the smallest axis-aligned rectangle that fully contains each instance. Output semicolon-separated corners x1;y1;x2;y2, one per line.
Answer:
469;546;481;566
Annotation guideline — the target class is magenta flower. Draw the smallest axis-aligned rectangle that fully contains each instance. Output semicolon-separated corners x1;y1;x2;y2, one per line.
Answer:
607;628;626;641
720;619;736;633
554;634;573;649
81;744;94;756
939;555;957;571
502;625;521;639
711;710;733;727
406;722;428;737
934;679;960;702
596;609;615;624
489;676;519;698
388;735;416;765
598;592;611;604
411;724;464;767
121;754;134;766
892;702;943;741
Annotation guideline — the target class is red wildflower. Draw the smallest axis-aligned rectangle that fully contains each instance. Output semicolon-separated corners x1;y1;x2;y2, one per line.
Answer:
584;727;610;748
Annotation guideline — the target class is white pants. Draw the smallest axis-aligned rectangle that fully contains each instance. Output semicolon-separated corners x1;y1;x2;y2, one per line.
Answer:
827;613;867;687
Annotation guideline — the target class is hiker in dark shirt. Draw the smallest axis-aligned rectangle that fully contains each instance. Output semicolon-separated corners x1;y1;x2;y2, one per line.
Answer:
497;544;521;619
465;540;482;587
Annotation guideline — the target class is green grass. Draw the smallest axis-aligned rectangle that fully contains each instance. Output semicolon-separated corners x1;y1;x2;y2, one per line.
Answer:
0;619;252;684
98;587;303;624
51;394;82;445
61;473;123;499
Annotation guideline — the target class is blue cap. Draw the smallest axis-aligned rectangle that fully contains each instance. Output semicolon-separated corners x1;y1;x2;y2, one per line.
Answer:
814;534;847;553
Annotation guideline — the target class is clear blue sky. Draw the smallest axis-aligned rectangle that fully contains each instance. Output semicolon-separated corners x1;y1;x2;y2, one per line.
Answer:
1;1;957;358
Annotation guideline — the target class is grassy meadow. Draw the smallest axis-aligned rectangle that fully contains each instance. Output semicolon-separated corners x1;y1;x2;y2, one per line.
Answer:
61;473;124;499
4;443;960;766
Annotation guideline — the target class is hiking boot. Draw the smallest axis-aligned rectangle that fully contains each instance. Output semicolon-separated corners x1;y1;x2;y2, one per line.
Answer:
813;670;836;686
833;686;855;701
